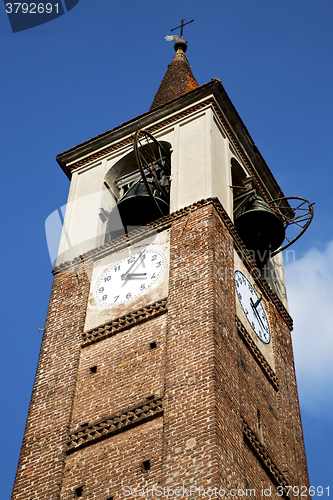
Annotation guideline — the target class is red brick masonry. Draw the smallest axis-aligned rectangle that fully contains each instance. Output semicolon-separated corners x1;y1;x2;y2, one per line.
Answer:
12;199;309;500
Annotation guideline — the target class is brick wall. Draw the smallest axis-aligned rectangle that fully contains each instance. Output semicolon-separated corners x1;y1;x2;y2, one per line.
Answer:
62;419;163;499
11;258;93;500
161;205;218;490
70;315;166;430
12;200;309;500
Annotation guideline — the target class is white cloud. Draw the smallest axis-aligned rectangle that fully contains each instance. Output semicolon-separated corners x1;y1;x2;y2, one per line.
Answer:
284;241;333;413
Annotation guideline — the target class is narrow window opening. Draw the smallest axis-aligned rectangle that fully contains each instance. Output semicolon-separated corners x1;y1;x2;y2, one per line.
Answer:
150;341;157;349
146;395;154;401
90;365;97;374
231;158;248;201
74;486;84;497
142;460;151;472
257;409;263;443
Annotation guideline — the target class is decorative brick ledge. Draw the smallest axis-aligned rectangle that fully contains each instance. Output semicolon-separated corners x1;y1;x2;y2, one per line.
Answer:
81;298;168;347
237;317;279;391
67;397;163;454
242;417;288;489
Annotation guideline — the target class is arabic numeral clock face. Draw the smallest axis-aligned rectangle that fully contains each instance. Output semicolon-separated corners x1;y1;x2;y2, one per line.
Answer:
234;270;271;344
95;249;165;306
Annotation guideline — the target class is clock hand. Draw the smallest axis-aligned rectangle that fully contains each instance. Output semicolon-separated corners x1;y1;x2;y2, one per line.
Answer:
253;297;262;309
125;273;147;279
250;296;262;310
121;251;145;280
254;310;265;334
250;297;265;328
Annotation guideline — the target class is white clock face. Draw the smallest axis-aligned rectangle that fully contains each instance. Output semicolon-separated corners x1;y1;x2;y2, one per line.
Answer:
95;249;166;306
234;270;270;344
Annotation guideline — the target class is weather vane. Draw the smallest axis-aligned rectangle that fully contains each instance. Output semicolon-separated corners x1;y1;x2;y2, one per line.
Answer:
165;18;194;42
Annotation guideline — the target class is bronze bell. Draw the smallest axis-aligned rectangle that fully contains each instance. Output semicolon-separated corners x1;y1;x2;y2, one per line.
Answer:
117;180;169;229
234;196;285;268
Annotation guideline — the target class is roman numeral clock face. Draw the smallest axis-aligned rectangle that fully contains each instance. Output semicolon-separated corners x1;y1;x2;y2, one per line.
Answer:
234;270;271;344
95;249;165;306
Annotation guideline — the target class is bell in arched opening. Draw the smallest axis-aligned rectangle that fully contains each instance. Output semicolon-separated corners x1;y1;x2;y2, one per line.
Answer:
117;179;169;229
234;195;285;268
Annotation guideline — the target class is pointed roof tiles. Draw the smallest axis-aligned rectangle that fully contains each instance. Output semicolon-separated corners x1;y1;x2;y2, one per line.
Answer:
150;43;199;111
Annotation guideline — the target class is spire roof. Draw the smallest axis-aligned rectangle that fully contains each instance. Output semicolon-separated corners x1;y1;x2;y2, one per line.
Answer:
150;41;199;111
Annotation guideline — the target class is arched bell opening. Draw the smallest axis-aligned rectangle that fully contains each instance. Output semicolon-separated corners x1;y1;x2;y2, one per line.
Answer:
103;133;172;235
234;194;285;268
231;159;286;269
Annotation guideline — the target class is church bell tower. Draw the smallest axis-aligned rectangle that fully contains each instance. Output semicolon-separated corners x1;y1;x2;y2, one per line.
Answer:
12;33;310;500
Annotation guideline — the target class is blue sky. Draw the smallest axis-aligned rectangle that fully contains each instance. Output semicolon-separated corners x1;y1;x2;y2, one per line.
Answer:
1;0;333;497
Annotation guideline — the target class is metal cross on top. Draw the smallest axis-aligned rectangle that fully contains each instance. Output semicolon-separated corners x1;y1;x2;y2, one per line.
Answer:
170;18;194;39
